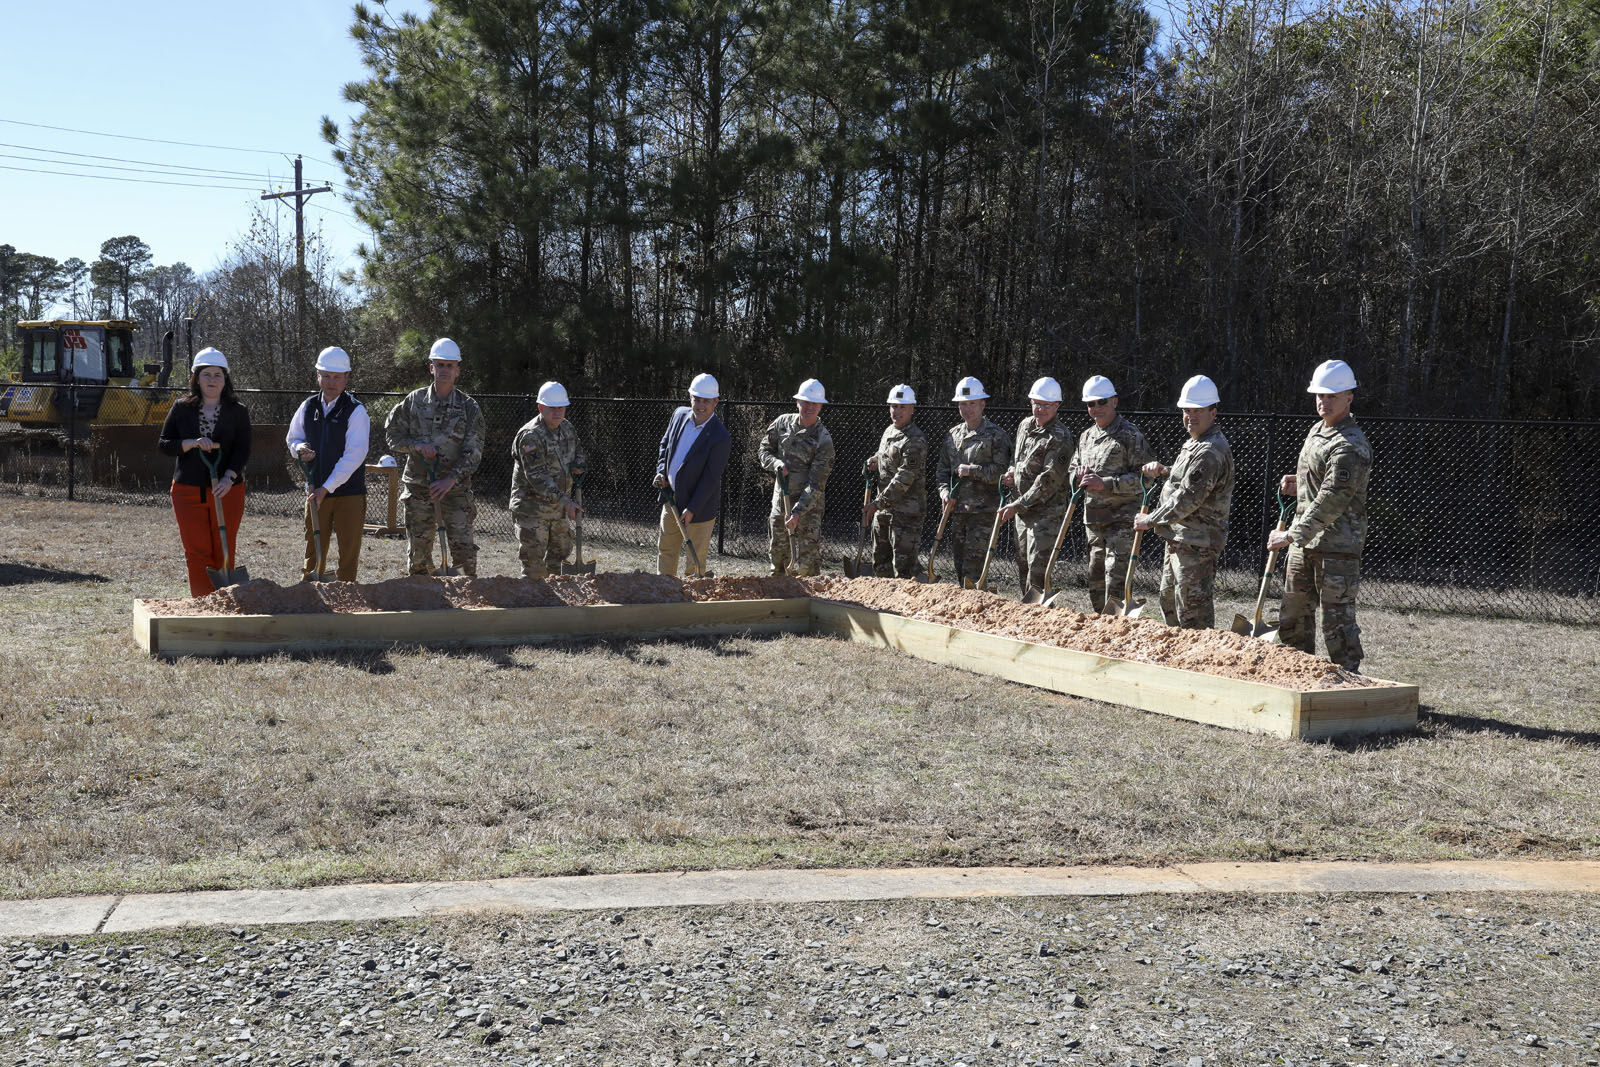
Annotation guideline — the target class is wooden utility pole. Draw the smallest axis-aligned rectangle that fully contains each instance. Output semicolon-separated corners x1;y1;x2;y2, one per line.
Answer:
261;155;332;363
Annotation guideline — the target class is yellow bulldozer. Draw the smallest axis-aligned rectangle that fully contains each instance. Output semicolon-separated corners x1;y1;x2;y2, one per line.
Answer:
2;319;176;429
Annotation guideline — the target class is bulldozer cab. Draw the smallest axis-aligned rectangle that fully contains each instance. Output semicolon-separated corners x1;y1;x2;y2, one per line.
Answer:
5;320;140;425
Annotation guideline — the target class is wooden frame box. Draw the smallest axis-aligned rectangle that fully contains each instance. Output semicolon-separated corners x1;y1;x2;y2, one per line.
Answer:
132;596;1417;741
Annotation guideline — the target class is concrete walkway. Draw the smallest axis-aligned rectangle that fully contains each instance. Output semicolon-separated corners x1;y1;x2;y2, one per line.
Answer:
5;860;1598;940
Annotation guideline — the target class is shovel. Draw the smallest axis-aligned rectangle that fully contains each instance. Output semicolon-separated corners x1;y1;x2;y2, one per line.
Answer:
842;462;875;578
1108;474;1159;618
966;479;1009;593
661;489;711;578
560;476;597;576
923;475;960;583
1232;491;1296;640
777;473;801;576
297;457;332;582
1030;483;1084;607
427;457;459;577
199;448;247;589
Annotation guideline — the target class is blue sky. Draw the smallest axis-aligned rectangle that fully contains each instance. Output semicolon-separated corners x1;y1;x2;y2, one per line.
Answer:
1;0;427;279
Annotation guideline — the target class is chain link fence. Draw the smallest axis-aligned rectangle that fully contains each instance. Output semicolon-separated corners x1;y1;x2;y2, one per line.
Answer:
4;385;1596;623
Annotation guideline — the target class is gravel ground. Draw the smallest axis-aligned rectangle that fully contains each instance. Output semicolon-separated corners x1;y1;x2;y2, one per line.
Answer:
4;893;1598;1066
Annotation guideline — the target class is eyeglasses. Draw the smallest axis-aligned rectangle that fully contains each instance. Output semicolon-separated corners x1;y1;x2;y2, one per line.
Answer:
1086;398;1111;408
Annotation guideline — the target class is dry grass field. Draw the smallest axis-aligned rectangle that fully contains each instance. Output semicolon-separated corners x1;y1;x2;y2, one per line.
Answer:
2;495;1596;901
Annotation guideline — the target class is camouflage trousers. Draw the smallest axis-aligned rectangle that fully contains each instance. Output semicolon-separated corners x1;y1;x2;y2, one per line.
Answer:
1086;522;1136;614
402;483;477;577
945;510;998;586
872;509;923;579
769;503;824;576
1013;509;1066;600
1158;541;1220;630
1279;547;1364;671
517;515;575;579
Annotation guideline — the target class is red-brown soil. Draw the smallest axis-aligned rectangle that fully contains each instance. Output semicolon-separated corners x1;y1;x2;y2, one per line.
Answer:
139;572;1371;689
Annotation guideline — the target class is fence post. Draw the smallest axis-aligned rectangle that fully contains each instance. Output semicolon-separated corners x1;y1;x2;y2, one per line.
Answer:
67;381;77;502
717;399;728;556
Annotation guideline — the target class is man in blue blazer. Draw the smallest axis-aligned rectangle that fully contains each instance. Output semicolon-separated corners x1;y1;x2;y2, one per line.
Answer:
654;373;732;576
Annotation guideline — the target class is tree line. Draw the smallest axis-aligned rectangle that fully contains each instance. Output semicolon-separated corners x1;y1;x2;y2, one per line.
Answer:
0;215;357;391
327;0;1598;418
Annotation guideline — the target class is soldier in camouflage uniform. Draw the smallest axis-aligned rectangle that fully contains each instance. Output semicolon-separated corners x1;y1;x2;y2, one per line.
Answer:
934;376;1012;586
1269;360;1372;672
997;377;1073;600
758;379;835;576
1137;375;1234;629
383;338;485;577
1069;375;1156;613
509;381;588;579
863;384;928;578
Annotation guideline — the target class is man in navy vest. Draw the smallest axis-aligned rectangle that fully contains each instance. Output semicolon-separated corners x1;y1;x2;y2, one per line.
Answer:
286;346;370;581
653;373;731;577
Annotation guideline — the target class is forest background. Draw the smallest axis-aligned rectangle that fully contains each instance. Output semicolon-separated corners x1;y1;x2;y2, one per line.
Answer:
3;0;1597;417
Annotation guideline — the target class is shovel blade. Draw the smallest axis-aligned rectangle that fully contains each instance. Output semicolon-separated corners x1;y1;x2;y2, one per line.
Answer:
1109;597;1145;618
1256;626;1282;643
1022;589;1044;605
1041;590;1071;609
560;561;598;576
206;565;248;589
1231;613;1254;637
842;559;862;578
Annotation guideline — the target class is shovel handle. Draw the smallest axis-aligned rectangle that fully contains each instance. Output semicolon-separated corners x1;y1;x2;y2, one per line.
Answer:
925;496;956;581
667;501;702;573
1250;518;1290;626
974;482;1008;592
1121;514;1147;610
1039;491;1082;598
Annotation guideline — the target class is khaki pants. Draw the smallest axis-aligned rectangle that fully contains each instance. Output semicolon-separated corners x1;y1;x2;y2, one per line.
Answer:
302;493;365;582
658;505;714;576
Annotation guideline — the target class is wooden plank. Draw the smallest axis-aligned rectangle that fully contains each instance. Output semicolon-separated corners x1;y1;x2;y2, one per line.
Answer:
134;598;812;658
806;600;1416;740
1293;682;1419;741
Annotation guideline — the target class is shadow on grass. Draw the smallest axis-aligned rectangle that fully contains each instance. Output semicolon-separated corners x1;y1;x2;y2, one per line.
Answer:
1323;705;1600;752
0;561;112;586
1419;707;1600;748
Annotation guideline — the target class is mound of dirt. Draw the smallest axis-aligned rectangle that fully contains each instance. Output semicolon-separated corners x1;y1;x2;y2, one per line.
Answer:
139;572;1369;689
804;576;1373;690
139;572;813;617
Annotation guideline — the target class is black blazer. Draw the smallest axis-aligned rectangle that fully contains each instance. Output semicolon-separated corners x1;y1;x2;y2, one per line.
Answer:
159;398;252;488
655;408;731;522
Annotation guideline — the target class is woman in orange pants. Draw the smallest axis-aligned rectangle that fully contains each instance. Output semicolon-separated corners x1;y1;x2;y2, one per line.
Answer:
158;347;252;596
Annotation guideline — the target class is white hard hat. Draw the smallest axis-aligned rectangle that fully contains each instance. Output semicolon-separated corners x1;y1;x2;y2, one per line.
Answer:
378;454;398;468
1081;375;1117;401
1028;377;1063;403
793;378;828;404
1307;359;1357;394
1177;374;1220;409
887;384;917;404
689;373;720;399
537;381;570;407
315;346;351;373
192;347;229;371
951;376;988;402
429;337;461;362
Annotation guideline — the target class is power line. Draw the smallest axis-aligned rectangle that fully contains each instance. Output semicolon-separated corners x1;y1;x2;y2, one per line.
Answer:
0;117;342;169
0;140;276;178
0;163;271;191
0;151;273;187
